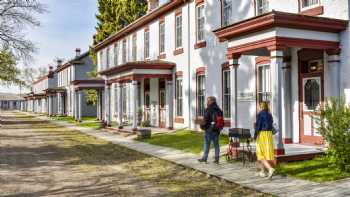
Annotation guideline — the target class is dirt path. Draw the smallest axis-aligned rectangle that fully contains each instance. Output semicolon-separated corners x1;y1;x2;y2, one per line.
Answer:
0;111;268;197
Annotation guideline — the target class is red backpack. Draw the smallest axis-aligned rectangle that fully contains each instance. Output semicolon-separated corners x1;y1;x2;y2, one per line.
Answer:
212;110;224;132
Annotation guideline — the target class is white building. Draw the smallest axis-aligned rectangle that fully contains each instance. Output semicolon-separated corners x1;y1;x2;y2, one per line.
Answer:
94;0;350;153
0;93;24;110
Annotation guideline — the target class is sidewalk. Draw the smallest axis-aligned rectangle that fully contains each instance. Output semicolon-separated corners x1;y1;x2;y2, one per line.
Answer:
36;114;350;197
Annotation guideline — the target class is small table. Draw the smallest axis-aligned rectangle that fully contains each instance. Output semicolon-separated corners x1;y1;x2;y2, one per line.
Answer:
228;128;254;166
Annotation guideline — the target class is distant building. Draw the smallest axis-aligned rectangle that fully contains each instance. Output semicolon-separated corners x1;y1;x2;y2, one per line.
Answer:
0;93;24;110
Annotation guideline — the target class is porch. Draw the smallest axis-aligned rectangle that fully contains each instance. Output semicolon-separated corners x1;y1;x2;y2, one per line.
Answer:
99;60;176;131
214;11;348;154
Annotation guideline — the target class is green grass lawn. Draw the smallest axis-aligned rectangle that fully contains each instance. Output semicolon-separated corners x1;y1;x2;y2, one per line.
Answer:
51;116;102;129
276;156;350;182
138;130;229;154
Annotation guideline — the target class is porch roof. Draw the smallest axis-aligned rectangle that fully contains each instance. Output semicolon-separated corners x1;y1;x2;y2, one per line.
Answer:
71;79;105;90
44;87;66;94
99;60;176;76
213;11;348;42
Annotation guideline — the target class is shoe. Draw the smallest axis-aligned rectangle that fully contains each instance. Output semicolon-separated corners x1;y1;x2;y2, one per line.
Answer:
255;171;267;178
267;168;275;180
214;160;219;165
198;158;207;163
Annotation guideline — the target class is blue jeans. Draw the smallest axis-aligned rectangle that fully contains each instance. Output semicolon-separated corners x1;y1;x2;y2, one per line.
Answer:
201;131;220;161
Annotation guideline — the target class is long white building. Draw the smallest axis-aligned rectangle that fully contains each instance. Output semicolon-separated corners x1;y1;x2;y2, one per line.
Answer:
93;0;350;154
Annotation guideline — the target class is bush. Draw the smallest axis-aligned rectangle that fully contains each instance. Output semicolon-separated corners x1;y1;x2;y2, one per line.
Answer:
141;120;151;127
318;97;350;172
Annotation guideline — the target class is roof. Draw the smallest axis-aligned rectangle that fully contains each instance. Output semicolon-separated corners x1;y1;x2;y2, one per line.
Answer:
56;51;90;73
213;11;348;42
93;0;189;52
0;93;24;101
99;60;176;76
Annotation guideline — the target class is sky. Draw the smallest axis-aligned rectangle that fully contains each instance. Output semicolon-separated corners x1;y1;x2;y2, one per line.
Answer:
0;0;98;94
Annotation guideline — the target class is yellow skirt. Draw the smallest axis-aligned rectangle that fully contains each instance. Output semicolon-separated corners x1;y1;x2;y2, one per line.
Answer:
256;131;274;161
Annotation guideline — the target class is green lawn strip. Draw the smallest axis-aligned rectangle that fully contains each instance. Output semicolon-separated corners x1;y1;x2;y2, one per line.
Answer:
30;118;269;196
276;156;350;182
138;130;229;154
50;115;102;129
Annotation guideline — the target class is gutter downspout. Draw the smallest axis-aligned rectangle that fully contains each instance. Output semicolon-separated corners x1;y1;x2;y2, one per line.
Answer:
187;1;192;129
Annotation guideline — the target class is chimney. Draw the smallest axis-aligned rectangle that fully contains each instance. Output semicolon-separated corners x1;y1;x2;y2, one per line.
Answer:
147;0;159;12
75;48;81;57
57;59;62;67
49;66;53;71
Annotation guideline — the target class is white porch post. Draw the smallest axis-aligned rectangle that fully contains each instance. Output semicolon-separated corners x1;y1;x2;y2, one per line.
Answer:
229;54;240;128
48;96;52;116
74;91;78;120
57;92;61;115
166;79;174;129
270;49;285;155
78;90;83;122
327;49;341;98
131;80;138;131
105;85;111;126
117;83;123;128
96;89;100;120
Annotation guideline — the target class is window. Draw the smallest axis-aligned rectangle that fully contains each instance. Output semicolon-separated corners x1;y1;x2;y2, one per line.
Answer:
257;64;271;104
114;43;118;66
175;14;182;48
99;50;103;70
197;74;206;117
222;70;231;118
159;22;165;53
132;35;137;61
176;77;183;116
304;78;321;111
256;0;269;15
301;0;319;8
196;4;205;42
223;0;232;26
106;47;110;68
144;30;150;59
122;39;127;64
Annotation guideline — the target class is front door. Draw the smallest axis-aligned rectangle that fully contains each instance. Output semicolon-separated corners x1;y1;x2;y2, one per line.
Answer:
159;89;166;128
300;76;323;144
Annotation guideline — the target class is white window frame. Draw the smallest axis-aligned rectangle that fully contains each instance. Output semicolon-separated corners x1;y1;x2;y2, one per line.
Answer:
223;0;232;26
196;4;205;42
159;22;165;54
144;30;150;59
122;39;127;64
132;35;137;61
175;77;183;116
175;14;182;49
256;0;269;16
222;70;231;119
301;0;320;10
114;43;118;66
257;64;271;104
106;47;110;69
196;74;206;117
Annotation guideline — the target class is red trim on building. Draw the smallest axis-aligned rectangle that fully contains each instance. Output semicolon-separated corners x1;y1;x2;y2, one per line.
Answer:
195;0;204;6
255;56;270;65
71;79;105;85
194;41;207;49
221;62;230;70
274;148;285;156
107;74;172;84
159;16;165;23
213;11;348;42
196;67;206;74
300;6;324;16
175;7;182;16
173;48;184;55
99;60;176;76
175;71;183;77
283;138;293;144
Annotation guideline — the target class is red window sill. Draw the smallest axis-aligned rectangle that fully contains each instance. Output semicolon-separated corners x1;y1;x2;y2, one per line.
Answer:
300;6;324;16
173;48;184;56
158;53;166;59
194;41;206;49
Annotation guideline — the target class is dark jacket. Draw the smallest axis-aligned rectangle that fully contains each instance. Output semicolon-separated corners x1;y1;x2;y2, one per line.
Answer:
200;102;223;132
254;109;273;139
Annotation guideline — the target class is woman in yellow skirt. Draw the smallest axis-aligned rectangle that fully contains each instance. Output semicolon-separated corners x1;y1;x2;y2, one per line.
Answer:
254;102;275;179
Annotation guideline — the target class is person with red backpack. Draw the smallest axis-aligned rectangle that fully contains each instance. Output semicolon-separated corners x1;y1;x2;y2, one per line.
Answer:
198;96;224;164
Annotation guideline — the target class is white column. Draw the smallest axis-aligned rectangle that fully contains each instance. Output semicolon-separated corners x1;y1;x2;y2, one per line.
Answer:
131;80;138;131
57;92;61;115
282;59;292;143
229;55;240;128
78;90;83;122
166;79;174;129
105;85;111;126
270;49;285;154
74;91;78;120
96;89;100;120
48;96;52;116
327;50;341;98
117;83;123;128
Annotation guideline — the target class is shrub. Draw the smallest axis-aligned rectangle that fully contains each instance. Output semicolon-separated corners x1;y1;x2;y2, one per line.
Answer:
141;120;151;127
318;97;350;172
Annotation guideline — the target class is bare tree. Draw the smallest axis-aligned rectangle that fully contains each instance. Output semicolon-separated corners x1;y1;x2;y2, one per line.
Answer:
0;0;46;61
